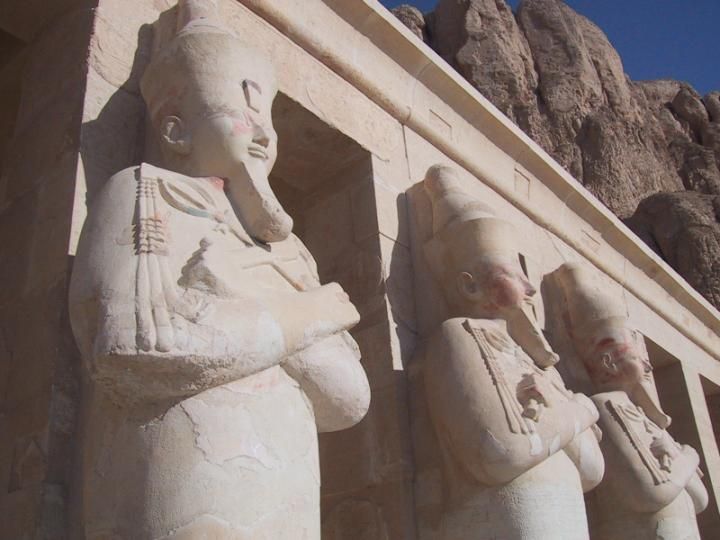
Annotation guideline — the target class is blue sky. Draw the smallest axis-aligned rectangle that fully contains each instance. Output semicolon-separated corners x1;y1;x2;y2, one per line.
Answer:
380;0;719;96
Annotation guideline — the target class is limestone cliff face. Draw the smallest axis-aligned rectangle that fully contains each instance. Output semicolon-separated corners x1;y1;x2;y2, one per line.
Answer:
392;0;720;310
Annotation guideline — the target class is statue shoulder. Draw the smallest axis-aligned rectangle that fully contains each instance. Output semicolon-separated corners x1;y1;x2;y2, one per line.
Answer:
93;165;142;205
426;318;514;372
99;163;204;198
434;318;513;352
430;317;476;349
93;164;181;211
435;317;492;337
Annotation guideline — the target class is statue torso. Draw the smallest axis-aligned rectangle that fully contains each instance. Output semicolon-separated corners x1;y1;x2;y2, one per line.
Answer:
592;391;701;540
423;318;590;540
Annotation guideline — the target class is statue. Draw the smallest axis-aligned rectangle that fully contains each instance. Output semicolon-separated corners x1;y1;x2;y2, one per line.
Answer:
416;165;604;540
555;262;708;540
68;1;370;537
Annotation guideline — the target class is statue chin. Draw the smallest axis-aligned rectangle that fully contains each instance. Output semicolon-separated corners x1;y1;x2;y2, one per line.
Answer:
229;159;294;243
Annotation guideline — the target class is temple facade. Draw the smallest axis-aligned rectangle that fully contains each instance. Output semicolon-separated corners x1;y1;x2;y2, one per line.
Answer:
0;1;719;538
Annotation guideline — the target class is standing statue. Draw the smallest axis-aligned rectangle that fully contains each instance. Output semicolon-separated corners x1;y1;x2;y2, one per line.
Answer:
417;165;605;540
555;262;708;540
69;1;370;538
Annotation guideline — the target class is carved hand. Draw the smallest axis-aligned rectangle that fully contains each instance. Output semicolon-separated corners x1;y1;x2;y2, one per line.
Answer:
266;282;361;358
517;374;550;421
308;283;360;331
649;432;683;472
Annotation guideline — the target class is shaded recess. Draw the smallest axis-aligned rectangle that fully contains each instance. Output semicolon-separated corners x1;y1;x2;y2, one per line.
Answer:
0;27;26;199
270;92;380;307
270;94;403;538
646;340;720;538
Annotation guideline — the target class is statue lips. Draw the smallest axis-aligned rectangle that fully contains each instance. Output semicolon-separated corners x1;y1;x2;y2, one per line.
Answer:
247;142;269;160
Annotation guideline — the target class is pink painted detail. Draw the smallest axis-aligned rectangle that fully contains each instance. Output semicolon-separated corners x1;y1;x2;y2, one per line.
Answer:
206;176;226;191
232;111;254;135
485;262;535;310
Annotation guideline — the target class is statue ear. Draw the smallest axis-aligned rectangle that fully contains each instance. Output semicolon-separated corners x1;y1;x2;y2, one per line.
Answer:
160;116;192;155
456;271;483;301
601;352;618;374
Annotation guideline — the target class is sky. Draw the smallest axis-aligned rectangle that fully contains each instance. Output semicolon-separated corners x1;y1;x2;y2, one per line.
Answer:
380;0;719;96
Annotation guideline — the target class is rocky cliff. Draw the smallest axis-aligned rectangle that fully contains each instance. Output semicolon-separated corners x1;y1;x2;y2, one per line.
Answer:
392;0;720;310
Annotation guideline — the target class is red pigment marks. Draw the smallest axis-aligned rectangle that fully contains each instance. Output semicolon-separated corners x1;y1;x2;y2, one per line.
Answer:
596;337;616;350
232;112;254;135
206;176;226;190
482;261;537;310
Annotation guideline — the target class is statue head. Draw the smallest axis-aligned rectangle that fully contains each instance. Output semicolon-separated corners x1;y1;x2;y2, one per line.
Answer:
556;262;671;428
424;165;557;368
141;0;292;242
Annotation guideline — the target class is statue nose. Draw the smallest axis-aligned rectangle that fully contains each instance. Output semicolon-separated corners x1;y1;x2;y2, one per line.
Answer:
252;125;270;148
524;280;536;297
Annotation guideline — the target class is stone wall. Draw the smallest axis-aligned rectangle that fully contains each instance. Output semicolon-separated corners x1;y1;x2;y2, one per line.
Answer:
0;4;96;538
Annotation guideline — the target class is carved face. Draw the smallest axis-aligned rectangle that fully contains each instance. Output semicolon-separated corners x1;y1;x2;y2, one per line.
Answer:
157;65;292;242
458;257;536;314
588;338;652;390
162;77;278;179
486;260;536;310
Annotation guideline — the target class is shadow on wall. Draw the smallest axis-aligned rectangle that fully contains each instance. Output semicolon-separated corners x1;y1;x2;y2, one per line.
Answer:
79;18;159;205
649;345;720;539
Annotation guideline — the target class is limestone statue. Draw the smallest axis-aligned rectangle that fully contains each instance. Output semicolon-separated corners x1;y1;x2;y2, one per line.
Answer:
555;262;708;540
417;165;605;540
68;1;370;537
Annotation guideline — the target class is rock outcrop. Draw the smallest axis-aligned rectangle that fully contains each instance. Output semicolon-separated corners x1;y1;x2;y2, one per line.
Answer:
627;191;720;308
391;4;427;41
392;0;720;310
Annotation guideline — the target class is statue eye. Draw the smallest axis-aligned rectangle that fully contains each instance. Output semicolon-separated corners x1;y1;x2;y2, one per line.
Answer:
242;80;262;113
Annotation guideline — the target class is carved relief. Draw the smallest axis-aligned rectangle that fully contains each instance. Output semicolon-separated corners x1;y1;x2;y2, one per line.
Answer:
555;262;708;540
68;2;370;538
411;165;604;539
605;400;672;484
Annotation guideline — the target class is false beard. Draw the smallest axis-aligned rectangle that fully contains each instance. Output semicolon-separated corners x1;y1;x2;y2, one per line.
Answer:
506;301;559;369
630;377;671;429
227;158;293;243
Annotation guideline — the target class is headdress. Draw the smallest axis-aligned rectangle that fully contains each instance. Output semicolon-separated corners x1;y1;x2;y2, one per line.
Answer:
140;0;277;126
555;262;671;428
423;165;520;289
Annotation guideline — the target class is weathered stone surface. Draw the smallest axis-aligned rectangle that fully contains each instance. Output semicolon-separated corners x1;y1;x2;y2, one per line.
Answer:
678;143;720;194
627;191;720;308
429;0;548;150
705;91;720;123
702;123;720;163
393;0;720;308
672;86;710;136
418;0;684;218
390;4;426;42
